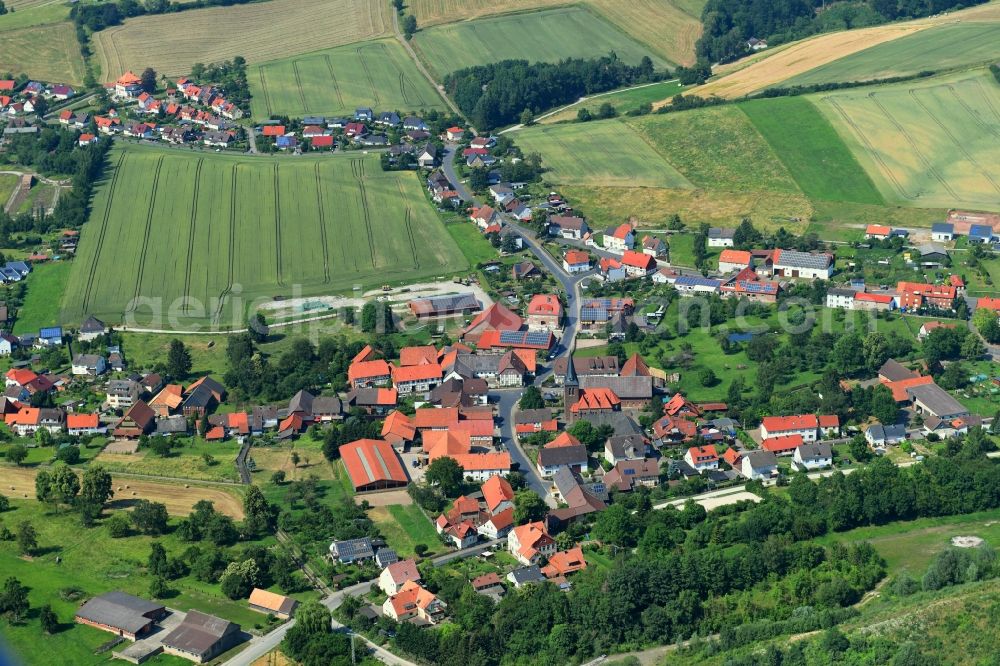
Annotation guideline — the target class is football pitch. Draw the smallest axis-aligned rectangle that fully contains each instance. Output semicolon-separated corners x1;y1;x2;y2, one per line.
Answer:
62;146;468;328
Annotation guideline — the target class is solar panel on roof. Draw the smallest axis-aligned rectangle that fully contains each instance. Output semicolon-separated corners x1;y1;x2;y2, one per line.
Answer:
498;330;522;343
581;307;609;321
525;331;551;345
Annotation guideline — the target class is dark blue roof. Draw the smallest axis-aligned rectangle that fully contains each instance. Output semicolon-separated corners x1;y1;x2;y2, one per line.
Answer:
969;224;994;239
39;327;62;338
931;222;953;233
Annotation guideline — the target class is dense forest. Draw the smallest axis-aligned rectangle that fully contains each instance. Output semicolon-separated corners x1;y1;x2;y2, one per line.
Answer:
696;0;990;63
444;54;666;130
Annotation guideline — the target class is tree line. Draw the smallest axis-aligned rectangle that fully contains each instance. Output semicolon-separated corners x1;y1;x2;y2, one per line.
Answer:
444;53;666;130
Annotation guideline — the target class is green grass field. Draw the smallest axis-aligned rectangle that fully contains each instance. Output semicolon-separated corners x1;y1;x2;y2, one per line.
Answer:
541;81;690;123
13;261;72;335
445;220;500;266
414;6;669;78
783;21;1000;88
0;173;17;205
250;38;448;119
0;1;70;32
815;70;1000;211
94;438;244;483
818;509;1000;576
62;145;468;328
369;503;440;558
0;499;283;666
0;21;86;84
740;96;885;204
516;120;692;188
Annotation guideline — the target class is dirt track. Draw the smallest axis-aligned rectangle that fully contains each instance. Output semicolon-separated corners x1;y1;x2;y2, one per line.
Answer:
0;466;244;519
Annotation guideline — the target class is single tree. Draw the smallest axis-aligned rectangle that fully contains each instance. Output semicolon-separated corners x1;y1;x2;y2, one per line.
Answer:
39;604;58;634
513;490;546;524
402;13;417;38
425;456;464;497
518;385;544;410
15;521;37;555
249;312;268;343
148;542;169;578
140;68;157;94
166;339;192;379
149;577;170;599
242;485;275;536
131;500;169;535
106;512;131;538
6;443;27;465
519;108;534;126
1;577;29;622
290;451;300;468
80;465;113;509
271;470;286;485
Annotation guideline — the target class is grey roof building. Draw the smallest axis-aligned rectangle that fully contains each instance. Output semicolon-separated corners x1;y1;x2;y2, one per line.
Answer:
507;565;546;588
75;591;166;639
161;610;242;663
906;383;968;420
329;537;375;563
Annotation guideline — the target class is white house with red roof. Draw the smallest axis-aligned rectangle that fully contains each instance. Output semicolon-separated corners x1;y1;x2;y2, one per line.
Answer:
603;223;635;253
563;250;590;274
684;445;718;471
620;250;656;277
718;249;753;273
760;414;838;441
508;521;556;565
378;558;421;595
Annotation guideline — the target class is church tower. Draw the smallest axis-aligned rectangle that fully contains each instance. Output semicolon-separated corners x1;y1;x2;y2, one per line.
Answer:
563;343;578;423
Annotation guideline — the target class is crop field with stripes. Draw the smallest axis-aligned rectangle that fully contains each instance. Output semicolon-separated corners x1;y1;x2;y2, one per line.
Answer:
250;39;448;119
815;70;1000;211
62;146;467;328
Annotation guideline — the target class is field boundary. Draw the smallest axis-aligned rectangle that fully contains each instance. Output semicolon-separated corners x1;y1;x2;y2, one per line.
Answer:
273;163;285;286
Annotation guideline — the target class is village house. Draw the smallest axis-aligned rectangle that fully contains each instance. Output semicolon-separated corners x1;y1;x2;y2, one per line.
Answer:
563;250;590;274
113;401;156;438
793;442;833;471
718;249;753;273
865;423;908;447
507;565;546;588
5;407;64;436
67;412;105;436
604;458;660;492
641;235;667;257
79;315;109;341
896;281;956;311
482;475;515;514
72;354;107;376
508;521;556;565
106;379;141;409
771;250;834;279
383;581;447;624
762;434;804;456
739;450;778;480
392;362;442;395
604;434;650;465
548;215;589;240
684;445;719;471
537;432;589;478
865;224;892;240
329;537;375;563
707;227;735;247
604;223;635;253
525;294;562;331
760;414;838;441
621;250;657;277
379;559;421;596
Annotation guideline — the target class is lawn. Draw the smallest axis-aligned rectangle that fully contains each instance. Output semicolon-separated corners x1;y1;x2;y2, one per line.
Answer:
0;1;70;31
817;509;1000;576
0;173;17;205
250;38;448;119
117;331;230;378
409;0;705;66
93;437;244;483
739;96;884;204
368;503;440;558
93;0;390;79
445;220;500;266
414;6;670;78
814;70;1000;211
541;81;690;123
517;120;692;189
0;499;284;665
783;21;1000;88
13;260;72;335
0;21;86;85
63;145;468;328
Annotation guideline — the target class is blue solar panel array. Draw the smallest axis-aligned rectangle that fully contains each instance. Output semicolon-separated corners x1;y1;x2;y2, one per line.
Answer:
737;280;777;294
497;330;552;347
581;307;610;321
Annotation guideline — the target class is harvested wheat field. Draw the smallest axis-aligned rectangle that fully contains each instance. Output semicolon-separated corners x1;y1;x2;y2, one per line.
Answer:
409;0;704;66
656;23;928;104
0;465;244;518
94;0;389;80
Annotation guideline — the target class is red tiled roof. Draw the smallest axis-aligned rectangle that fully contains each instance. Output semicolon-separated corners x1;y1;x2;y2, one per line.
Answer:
340;438;408;489
262;125;285;136
400;345;438;367
719;249;752;265
571;387;620;413
546;431;582;448
348;359;392;382
66;413;99;429
392;363;442;384
481;475;514;513
382;410;416;442
621;250;656;270
311;135;334;147
609;223;632;240
882;375;935;402
414;407;459;429
978;297;1000;312
526;294;561;316
818;414;839;428
761;434;802;453
687;445;717;462
761;414;818;433
866;224;891;236
565;250;589;265
855;292;893;304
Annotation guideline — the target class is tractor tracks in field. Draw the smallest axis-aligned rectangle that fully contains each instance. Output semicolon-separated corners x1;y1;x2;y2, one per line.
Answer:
357;45;382;106
273;163;285;287
81;151;126;314
394;177;419;269
129;155;165;312
351;158;376;269
213;165;238;324
292;60;309;115
314;163;331;282
324;55;346;109
181;158;204;310
868;91;962;201
909;88;1000;196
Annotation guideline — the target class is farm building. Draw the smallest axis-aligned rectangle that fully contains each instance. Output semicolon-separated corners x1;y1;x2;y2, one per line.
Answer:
160;610;242;663
75;591;166;640
248;588;298;619
339;438;409;492
408;293;480;318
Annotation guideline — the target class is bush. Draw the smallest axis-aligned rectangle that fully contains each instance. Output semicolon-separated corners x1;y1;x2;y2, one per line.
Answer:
106;512;131;538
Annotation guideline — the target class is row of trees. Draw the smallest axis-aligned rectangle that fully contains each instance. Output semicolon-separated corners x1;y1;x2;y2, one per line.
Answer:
71;0;255;33
445;52;666;130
